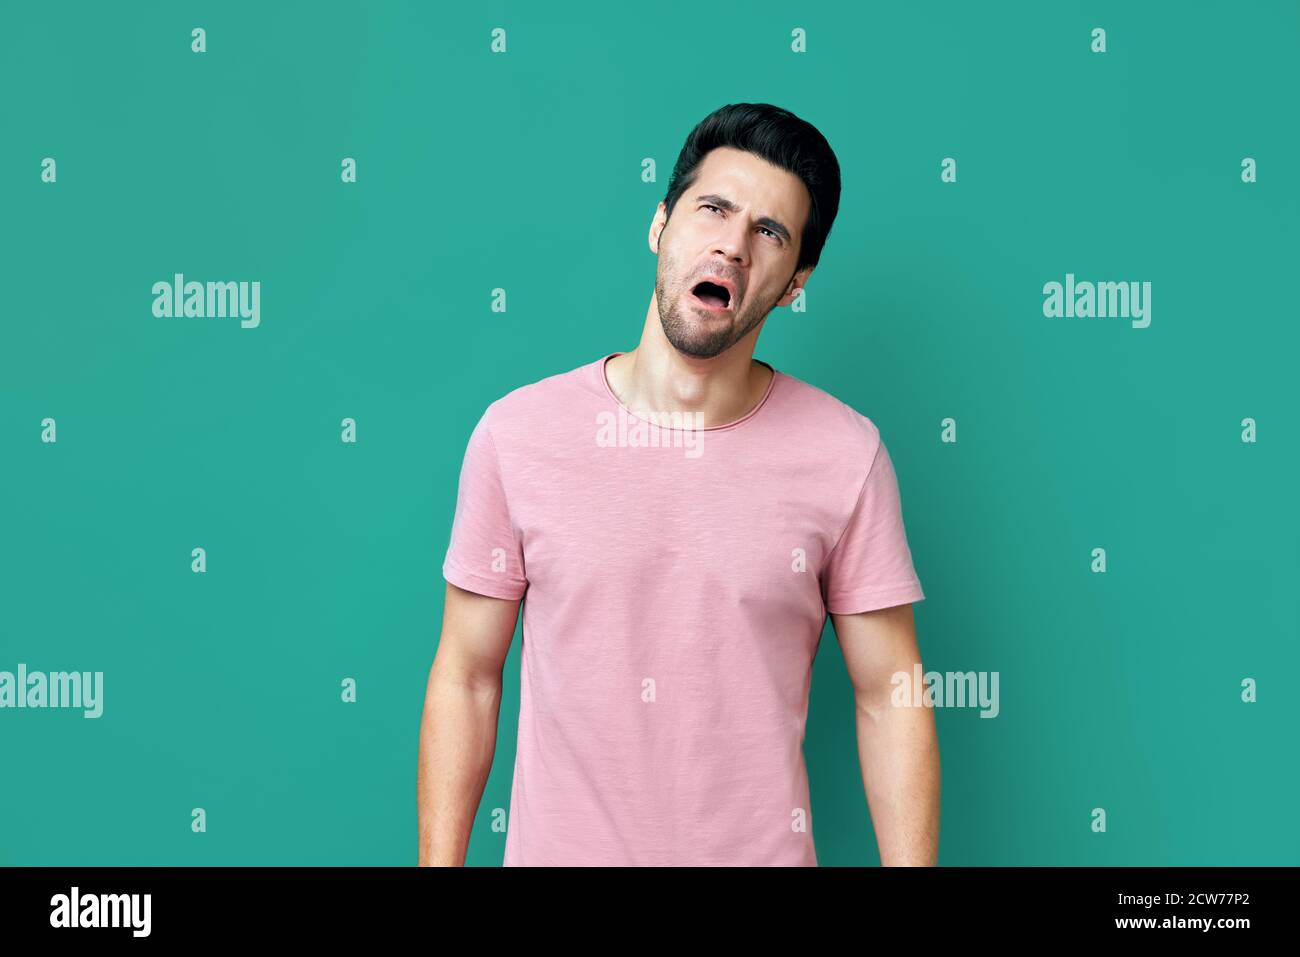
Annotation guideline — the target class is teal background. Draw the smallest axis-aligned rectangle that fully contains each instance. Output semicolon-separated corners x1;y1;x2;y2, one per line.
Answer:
1;1;1296;865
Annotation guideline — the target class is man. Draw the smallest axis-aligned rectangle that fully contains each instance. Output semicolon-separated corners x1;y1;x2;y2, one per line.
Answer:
418;103;939;866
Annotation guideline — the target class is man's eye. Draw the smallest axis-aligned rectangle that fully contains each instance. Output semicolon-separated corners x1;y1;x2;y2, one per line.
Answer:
703;204;780;243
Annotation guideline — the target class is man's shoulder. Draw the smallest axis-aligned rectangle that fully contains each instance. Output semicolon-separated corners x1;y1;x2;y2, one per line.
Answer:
479;354;602;429
773;365;884;456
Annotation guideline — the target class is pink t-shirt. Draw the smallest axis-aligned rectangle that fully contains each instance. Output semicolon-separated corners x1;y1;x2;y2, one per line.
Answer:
442;351;925;866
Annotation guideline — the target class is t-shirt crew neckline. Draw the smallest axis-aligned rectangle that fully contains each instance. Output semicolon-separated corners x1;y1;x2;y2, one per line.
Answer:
598;351;780;433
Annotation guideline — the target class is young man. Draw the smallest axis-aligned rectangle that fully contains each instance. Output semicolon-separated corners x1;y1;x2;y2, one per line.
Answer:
418;103;939;867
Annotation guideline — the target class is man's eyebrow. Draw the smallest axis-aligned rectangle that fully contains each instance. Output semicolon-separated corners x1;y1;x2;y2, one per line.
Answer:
694;193;792;244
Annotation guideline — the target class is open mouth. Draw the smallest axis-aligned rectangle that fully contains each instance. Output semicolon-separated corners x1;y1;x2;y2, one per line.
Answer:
690;280;732;311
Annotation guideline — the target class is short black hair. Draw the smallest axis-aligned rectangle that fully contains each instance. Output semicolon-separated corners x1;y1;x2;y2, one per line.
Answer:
661;103;842;277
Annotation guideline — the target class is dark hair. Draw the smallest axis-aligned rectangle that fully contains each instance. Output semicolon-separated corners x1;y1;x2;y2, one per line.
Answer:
661;103;842;277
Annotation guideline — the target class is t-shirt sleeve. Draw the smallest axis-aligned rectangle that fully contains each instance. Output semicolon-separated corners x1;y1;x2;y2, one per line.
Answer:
441;408;528;601
821;437;925;615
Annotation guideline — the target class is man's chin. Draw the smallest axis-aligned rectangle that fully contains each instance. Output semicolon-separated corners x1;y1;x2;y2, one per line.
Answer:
665;331;732;359
660;300;746;358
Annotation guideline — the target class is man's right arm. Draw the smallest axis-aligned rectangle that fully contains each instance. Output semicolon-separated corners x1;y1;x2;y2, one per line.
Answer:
417;581;522;866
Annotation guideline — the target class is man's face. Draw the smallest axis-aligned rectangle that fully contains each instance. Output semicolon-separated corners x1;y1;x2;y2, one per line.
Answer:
651;146;813;359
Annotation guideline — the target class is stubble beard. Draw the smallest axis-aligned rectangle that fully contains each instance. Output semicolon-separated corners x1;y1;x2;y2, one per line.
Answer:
656;268;769;360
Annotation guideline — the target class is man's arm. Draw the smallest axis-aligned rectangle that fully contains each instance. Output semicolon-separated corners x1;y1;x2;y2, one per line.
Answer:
417;581;521;866
831;602;940;865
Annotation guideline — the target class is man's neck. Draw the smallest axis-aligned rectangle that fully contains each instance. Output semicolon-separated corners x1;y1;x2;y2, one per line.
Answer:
605;344;772;430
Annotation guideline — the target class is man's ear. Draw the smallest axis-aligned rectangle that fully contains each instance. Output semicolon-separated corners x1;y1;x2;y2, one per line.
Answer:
776;266;814;308
648;202;667;254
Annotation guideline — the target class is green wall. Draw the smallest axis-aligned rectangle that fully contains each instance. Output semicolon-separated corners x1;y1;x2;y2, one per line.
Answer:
2;0;1295;865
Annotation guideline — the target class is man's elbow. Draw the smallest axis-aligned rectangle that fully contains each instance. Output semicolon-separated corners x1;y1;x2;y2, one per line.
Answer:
854;654;925;722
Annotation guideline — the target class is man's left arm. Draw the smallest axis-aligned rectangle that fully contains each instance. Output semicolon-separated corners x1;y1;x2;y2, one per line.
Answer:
831;602;940;866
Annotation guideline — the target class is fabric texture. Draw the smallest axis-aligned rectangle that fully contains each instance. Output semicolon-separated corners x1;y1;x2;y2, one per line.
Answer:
442;352;925;866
